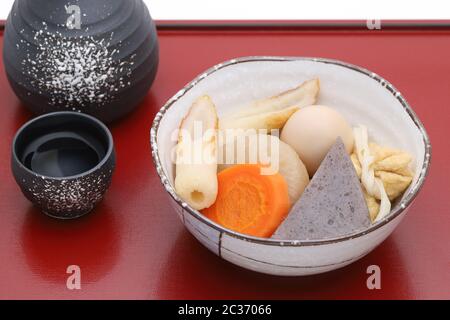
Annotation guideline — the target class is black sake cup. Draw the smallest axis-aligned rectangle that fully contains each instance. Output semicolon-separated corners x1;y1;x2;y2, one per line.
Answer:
11;112;115;219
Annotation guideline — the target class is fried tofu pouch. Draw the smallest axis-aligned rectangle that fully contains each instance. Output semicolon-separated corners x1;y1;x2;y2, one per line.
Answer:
351;142;414;221
175;96;219;210
220;106;299;131
219;79;319;131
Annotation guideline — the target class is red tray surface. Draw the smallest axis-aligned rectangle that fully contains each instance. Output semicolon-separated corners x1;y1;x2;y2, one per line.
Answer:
0;26;449;300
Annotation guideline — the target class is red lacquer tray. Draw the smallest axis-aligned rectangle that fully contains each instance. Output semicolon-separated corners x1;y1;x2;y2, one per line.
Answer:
0;21;449;300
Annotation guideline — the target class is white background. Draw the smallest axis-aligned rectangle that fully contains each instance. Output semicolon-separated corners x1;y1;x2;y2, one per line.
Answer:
0;0;449;20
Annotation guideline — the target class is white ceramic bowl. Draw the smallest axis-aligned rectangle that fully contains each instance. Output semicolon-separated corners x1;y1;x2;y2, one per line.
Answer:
150;57;431;276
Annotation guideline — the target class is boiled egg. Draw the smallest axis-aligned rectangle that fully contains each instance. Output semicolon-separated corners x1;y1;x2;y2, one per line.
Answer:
281;105;354;176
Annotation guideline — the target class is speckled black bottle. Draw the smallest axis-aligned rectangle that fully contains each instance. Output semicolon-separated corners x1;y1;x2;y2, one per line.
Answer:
3;0;159;123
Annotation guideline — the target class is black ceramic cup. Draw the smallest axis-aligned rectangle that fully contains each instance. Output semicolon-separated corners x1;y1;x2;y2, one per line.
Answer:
11;112;115;219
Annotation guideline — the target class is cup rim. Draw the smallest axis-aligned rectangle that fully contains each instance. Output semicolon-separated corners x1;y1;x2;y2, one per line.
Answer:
150;56;432;247
12;111;114;180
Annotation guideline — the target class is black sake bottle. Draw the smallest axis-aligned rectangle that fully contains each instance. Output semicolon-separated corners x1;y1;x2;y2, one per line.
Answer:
3;0;159;123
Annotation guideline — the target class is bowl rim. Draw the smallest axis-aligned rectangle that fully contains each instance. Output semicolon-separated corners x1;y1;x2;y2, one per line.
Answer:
12;111;115;180
150;56;432;247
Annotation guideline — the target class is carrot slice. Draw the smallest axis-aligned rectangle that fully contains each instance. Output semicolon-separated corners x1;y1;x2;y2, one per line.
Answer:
201;164;290;238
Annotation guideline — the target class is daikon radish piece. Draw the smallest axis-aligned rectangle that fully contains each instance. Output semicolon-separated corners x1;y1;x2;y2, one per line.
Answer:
175;95;219;210
234;79;320;118
218;134;309;204
219;106;299;131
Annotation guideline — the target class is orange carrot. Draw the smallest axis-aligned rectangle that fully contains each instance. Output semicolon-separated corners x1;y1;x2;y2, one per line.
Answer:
202;164;290;238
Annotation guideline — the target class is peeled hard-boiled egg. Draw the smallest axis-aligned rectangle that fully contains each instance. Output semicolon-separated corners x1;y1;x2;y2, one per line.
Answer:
281;105;354;176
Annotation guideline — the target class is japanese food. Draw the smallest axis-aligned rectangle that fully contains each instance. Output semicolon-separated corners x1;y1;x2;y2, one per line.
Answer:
234;78;320;117
352;125;413;222
172;78;414;240
218;134;309;204
272;138;370;240
219;79;319;131
281;105;354;176
219;106;299;131
202;164;290;238
175;95;219;210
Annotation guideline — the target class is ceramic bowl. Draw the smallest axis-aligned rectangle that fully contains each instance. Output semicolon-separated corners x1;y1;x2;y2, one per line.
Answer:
150;57;431;276
12;111;115;219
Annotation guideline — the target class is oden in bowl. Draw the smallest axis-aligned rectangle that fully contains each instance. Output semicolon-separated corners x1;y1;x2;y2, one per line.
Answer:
150;57;431;276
